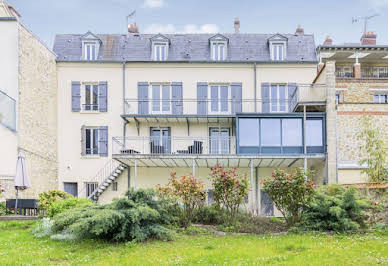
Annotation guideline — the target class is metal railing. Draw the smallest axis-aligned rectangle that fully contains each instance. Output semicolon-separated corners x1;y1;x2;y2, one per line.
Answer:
112;136;236;156
361;67;388;78
0;90;16;131
335;66;353;78
82;104;99;111
78;159;122;198
289;84;327;110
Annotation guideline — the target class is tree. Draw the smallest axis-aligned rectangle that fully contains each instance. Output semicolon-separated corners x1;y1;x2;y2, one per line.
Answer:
358;115;388;183
156;172;206;227
209;164;249;223
262;168;315;226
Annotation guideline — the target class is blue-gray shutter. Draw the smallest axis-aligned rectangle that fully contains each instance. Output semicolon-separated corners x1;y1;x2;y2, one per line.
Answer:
81;125;86;156
98;81;108;112
288;83;297;112
138;82;149;114
71;81;81;112
197;82;208;115
99;126;108;157
231;82;242;114
261;83;270;113
172;82;183;115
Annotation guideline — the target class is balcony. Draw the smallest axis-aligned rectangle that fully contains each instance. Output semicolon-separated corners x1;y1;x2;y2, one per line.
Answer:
361;67;388;78
289;85;327;112
0;90;16;131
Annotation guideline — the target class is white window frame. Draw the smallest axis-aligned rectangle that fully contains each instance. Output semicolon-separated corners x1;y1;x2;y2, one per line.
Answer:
84;42;97;60
209;127;231;154
271;43;285;61
85;182;98;197
269;84;288;113
374;93;388;103
81;83;99;112
85;127;99;156
208;84;231;114
153;43;168;61
211;41;227;61
149;83;172;114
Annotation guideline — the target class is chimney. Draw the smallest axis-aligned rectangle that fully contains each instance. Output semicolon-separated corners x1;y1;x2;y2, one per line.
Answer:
234;17;240;33
360;31;376;45
295;25;304;35
323;35;333;45
128;22;139;34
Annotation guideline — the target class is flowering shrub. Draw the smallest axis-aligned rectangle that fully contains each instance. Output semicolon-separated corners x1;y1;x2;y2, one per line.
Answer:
157;172;206;227
38;190;73;213
0;183;5;196
263;168;315;226
209;164;249;223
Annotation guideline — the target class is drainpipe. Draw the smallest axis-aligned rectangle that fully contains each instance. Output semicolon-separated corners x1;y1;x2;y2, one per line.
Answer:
122;61;127;147
254;62;257;112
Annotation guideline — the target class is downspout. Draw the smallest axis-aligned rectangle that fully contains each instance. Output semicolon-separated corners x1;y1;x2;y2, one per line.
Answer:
254;62;257;112
122;61;127;144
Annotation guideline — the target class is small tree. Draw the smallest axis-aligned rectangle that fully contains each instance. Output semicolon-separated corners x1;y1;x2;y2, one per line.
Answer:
358;115;388;183
209;164;249;223
263;168;315;226
157;172;206;227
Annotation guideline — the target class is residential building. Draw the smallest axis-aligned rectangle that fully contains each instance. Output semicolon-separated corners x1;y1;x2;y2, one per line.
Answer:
317;32;388;185
0;1;57;199
53;23;327;215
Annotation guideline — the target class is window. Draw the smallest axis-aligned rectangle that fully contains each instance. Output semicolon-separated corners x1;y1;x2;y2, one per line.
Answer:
112;182;118;191
212;42;226;61
239;119;260;146
335;93;340;103
271;44;284;61
150;127;170;154
306;120;323;146
85;182;98;197
84;43;97;60
82;84;99;111
270;84;287;112
85;128;99;155
151;84;171;113
261;119;281;146
153;43;167;61
335;66;353;77
209;85;229;113
282;119;302;146
63;182;78;197
209;128;230;154
374;94;388;103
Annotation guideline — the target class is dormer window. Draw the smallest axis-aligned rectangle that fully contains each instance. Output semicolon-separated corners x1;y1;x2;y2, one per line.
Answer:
268;34;288;61
150;34;170;61
81;31;101;61
209;34;228;61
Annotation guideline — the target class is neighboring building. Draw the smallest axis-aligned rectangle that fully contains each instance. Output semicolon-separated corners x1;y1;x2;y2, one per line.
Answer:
53;22;327;215
0;1;57;199
317;32;388;185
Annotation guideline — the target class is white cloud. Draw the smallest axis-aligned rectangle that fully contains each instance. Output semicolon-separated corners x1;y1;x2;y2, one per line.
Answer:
142;0;164;8
368;0;388;6
144;23;219;34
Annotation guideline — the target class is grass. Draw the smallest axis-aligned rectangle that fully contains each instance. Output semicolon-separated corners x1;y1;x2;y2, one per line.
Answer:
0;221;387;265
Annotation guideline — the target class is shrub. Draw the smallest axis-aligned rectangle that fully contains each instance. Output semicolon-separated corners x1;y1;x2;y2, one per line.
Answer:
0;202;12;216
46;197;92;218
193;204;227;225
297;185;372;232
157;172;206;227
38;188;174;242
263;168;315;226
0;183;5;197
38;190;72;213
209;164;249;224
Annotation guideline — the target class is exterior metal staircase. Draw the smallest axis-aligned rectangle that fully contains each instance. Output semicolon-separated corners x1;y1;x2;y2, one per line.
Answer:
79;159;127;202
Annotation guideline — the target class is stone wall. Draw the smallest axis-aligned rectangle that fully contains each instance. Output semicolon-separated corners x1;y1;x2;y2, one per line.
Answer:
336;78;388;103
2;24;58;199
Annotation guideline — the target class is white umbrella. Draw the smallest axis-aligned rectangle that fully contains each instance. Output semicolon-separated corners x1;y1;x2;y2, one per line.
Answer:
14;152;31;214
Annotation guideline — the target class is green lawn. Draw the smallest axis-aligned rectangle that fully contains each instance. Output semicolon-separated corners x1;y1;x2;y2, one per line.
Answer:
0;221;387;265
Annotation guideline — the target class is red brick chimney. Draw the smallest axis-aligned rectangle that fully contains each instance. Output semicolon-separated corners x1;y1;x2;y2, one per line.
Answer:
128;23;139;34
323;35;333;45
360;31;376;45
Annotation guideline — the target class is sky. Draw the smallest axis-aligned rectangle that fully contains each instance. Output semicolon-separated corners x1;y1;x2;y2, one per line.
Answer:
7;0;388;49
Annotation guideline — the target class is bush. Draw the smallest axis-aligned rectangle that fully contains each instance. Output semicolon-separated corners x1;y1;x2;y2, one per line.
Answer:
35;188;174;242
38;190;73;213
297;185;372;232
209;164;249;224
193;204;227;225
46;197;92;218
157;172;206;227
263;168;315;226
0;202;12;216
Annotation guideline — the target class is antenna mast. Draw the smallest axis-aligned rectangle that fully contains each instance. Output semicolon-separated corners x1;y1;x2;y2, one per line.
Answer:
352;14;379;34
126;10;136;32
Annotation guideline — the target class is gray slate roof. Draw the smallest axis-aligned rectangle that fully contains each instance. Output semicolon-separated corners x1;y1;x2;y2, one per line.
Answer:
53;33;317;62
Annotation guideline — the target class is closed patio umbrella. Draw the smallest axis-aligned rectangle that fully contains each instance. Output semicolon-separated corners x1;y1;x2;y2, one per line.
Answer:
14;152;31;214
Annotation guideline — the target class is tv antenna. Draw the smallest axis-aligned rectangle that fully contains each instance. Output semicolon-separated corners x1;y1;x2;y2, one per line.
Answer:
126;10;136;30
352;14;379;34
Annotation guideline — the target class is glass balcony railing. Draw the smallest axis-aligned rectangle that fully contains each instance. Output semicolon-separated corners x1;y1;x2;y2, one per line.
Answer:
0;90;16;131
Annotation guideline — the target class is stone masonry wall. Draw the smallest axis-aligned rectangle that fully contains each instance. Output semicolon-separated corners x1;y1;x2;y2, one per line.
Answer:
2;24;58;199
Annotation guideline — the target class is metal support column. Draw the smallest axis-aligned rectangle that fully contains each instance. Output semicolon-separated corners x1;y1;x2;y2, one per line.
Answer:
134;161;137;189
192;159;196;176
303;105;307;175
250;159;254;213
